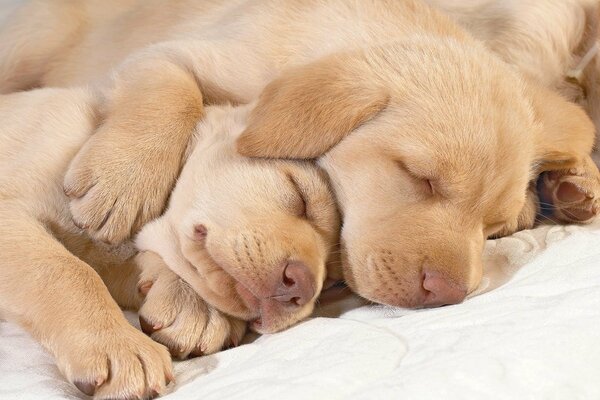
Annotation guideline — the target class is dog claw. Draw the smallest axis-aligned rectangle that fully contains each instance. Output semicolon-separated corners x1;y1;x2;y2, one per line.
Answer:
74;380;97;396
137;281;154;297
189;344;204;358
139;316;160;335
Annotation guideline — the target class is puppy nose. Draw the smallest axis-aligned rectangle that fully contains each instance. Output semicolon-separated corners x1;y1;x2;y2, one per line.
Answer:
270;261;315;306
422;270;467;307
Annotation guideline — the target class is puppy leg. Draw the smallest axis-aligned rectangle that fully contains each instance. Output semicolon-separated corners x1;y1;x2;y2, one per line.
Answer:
135;251;247;359
64;40;252;244
538;154;600;223
0;209;172;399
0;0;84;93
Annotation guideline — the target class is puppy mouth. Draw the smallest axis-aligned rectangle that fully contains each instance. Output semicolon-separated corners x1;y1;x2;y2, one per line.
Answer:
183;234;316;331
183;245;258;319
187;246;307;330
234;282;263;323
233;280;281;333
234;276;310;334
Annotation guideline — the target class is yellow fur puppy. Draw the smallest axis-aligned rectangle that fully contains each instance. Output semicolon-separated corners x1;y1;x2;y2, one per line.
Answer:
0;88;339;399
136;102;339;335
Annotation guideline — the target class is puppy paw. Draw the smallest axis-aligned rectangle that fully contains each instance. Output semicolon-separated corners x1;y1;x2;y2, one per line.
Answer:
137;263;246;359
539;165;600;223
56;323;173;399
64;125;181;244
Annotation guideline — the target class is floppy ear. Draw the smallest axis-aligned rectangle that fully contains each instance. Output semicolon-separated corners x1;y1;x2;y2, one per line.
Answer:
237;55;389;159
530;83;596;172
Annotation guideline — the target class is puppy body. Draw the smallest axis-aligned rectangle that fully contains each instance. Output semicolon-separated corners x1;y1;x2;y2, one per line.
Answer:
0;88;173;399
425;0;600;157
0;88;338;398
0;0;466;90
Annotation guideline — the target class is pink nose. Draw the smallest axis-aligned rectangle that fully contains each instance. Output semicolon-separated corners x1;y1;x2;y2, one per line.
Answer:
422;270;467;307
269;261;315;306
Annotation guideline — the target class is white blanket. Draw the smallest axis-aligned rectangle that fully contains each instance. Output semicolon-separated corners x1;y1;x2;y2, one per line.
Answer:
2;220;600;399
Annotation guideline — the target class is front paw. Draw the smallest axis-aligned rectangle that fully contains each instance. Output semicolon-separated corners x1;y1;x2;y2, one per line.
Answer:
56;323;173;399
539;165;600;223
64;125;181;244
137;269;247;359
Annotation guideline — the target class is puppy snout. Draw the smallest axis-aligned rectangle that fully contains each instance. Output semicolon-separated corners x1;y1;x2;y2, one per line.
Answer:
270;261;315;306
421;270;467;307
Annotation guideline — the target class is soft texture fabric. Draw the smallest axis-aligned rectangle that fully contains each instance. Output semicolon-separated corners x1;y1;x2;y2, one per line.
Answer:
2;219;600;399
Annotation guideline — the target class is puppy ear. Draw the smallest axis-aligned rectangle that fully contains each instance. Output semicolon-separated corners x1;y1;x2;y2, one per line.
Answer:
237;55;389;159
530;83;595;172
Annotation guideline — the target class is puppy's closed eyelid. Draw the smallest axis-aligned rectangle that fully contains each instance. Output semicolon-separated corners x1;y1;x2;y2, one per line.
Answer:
396;160;436;196
286;173;308;218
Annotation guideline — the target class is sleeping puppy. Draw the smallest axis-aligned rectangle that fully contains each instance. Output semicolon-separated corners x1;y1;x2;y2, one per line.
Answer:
236;48;599;307
0;88;339;399
424;0;600;222
135;102;340;335
0;1;597;313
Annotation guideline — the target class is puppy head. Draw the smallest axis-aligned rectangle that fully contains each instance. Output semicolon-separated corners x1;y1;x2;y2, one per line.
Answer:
137;104;339;333
237;39;594;308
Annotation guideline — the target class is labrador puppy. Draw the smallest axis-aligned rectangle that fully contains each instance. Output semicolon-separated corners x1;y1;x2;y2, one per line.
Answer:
0;88;339;399
135;101;340;335
0;1;596;311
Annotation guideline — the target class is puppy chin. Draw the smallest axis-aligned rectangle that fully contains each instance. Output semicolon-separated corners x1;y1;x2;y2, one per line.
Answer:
250;303;314;334
231;278;315;333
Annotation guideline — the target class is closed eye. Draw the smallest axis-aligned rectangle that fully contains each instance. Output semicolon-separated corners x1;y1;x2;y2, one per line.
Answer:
424;178;435;195
286;173;307;218
397;160;436;196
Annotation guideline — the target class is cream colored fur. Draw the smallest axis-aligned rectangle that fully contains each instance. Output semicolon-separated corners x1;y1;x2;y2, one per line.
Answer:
424;0;600;226
0;88;174;399
135;102;339;334
1;0;597;310
0;88;338;399
426;0;600;159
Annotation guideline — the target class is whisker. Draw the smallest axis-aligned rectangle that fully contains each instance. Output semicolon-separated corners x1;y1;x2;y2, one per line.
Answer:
538;200;586;208
535;214;557;224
